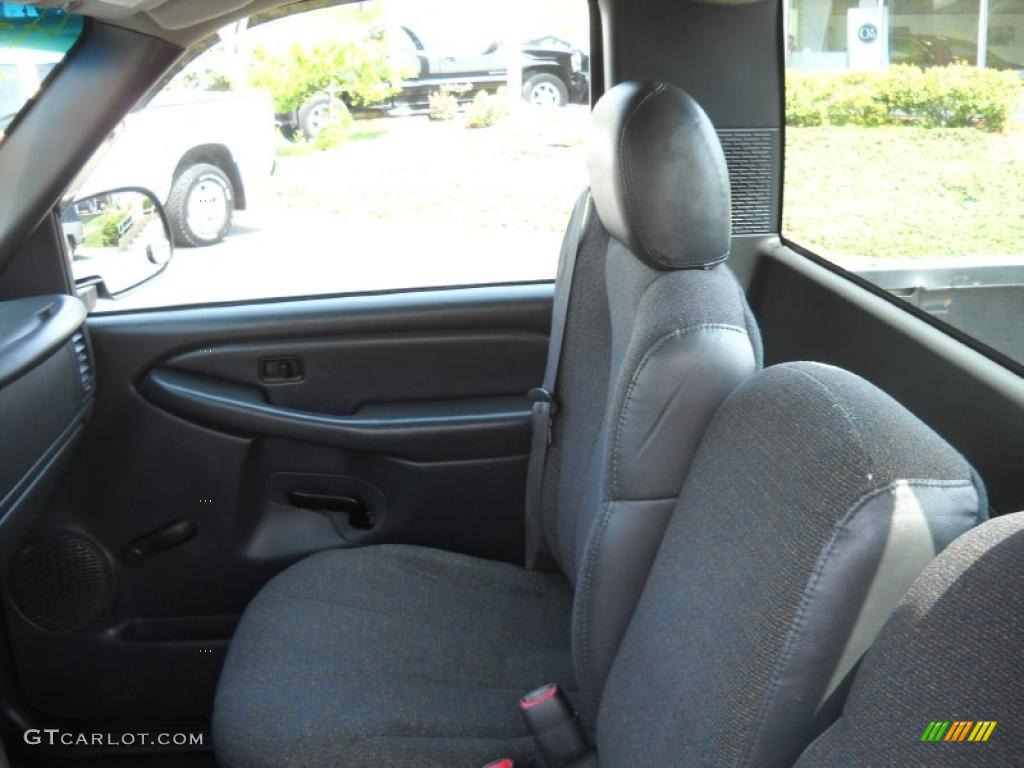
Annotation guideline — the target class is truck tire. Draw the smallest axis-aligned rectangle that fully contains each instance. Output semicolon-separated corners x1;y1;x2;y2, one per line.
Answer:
165;163;234;248
522;73;569;107
298;95;346;141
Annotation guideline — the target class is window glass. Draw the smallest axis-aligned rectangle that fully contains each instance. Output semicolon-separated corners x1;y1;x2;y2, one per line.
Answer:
784;0;1024;366
0;3;84;137
80;0;590;312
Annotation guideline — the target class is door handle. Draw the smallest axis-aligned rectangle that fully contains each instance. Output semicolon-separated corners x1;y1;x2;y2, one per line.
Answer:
288;491;375;531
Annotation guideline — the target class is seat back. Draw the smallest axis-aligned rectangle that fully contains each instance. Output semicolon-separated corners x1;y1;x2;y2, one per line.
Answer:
794;513;1023;768
540;81;763;719
596;362;987;767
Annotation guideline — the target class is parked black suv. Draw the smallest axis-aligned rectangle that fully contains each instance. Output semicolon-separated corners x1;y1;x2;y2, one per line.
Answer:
286;26;589;139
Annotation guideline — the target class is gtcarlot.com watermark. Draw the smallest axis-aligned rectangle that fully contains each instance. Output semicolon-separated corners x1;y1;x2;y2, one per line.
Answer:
24;729;204;747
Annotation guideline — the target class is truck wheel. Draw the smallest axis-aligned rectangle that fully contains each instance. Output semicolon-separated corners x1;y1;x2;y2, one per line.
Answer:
522;73;568;107
166;163;234;248
298;95;346;141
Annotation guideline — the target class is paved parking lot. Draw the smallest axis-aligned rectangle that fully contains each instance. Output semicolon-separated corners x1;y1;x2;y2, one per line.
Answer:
98;109;589;312
105;209;564;311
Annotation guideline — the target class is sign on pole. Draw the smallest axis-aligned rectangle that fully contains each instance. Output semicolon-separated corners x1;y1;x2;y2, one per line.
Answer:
847;7;887;70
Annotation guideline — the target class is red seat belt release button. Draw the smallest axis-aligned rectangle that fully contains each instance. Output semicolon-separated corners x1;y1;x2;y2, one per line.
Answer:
518;683;591;766
519;683;559;711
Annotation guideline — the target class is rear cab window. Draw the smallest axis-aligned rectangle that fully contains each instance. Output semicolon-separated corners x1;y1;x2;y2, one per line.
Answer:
783;0;1024;368
0;3;84;138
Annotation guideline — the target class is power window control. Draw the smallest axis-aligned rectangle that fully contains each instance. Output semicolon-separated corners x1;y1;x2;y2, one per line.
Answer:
260;357;303;382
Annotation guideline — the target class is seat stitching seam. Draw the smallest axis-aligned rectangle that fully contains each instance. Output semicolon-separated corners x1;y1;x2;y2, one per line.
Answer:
620;83;665;263
740;477;975;767
587;323;752;700
393;561;561;597
610;323;748;499
574;498;615;711
686;107;731;267
279;557;564;602
386;549;563;594
788;365;875;479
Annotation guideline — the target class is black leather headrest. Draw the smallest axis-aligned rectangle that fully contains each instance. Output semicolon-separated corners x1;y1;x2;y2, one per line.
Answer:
587;81;732;270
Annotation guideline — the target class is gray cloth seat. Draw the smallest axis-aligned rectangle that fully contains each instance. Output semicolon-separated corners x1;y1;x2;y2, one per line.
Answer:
596;362;987;768
214;545;574;767
215;81;763;767
794;512;1024;768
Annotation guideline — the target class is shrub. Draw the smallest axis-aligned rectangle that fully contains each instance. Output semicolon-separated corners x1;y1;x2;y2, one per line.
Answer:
97;210;130;246
823;71;890;126
428;85;461;121
889;64;1020;130
785;72;826;127
313;105;353;150
465;89;508;129
786;64;1022;131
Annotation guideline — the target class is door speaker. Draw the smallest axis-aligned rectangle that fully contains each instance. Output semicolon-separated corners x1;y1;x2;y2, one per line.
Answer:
8;530;115;633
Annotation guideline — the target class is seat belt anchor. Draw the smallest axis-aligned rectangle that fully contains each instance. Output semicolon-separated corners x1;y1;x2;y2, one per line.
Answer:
527;387;557;411
528;387;558;445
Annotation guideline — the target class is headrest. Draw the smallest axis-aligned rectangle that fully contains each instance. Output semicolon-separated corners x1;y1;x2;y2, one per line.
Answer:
587;81;732;270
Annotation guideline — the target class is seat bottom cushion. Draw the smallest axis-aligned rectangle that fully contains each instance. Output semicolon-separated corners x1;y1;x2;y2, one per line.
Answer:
213;544;574;768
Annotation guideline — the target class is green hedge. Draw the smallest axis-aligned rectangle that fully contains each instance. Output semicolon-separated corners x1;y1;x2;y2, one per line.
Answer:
787;64;1022;131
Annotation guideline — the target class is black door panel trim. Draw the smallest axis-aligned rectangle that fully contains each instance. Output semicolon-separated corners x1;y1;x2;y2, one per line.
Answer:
87;283;554;386
141;369;532;461
753;239;1024;515
779;236;1024;378
762;240;1024;400
159;330;548;416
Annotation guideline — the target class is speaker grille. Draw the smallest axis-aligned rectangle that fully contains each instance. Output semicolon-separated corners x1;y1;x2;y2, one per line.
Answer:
717;129;777;235
9;531;114;633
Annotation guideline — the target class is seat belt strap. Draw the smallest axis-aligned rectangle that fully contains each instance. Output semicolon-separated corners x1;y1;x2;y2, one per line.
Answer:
524;189;592;571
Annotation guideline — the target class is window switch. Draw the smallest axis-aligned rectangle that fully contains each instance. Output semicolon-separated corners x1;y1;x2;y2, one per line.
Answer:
260;357;303;382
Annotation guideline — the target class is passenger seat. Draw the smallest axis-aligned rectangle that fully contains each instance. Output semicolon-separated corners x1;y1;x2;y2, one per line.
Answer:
795;512;1021;767
594;362;986;766
214;81;762;767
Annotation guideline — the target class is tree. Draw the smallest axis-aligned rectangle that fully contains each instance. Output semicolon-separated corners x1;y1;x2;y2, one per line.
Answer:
248;23;407;114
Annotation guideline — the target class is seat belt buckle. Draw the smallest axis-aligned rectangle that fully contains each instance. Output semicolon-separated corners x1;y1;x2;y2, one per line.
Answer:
482;760;515;768
518;683;591;767
528;388;557;445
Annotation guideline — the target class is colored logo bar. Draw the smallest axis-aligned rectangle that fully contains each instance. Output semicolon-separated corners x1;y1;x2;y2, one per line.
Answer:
921;721;997;742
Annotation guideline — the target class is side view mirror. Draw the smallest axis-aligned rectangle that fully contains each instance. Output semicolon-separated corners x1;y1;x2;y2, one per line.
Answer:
483;41;501;55
62;187;173;300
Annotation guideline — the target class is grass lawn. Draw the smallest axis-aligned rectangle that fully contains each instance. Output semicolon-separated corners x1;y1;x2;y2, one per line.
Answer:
784;125;1024;262
269;113;1023;265
82;217;106;248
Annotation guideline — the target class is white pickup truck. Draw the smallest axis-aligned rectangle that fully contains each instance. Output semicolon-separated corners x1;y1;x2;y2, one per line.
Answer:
76;87;276;247
2;48;276;248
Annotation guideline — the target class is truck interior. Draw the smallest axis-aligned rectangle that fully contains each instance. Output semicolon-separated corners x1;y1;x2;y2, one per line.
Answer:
0;0;1021;766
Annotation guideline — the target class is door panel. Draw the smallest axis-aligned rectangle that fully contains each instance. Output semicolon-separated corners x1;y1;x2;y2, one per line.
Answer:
5;283;552;723
140;331;540;461
745;240;1024;516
